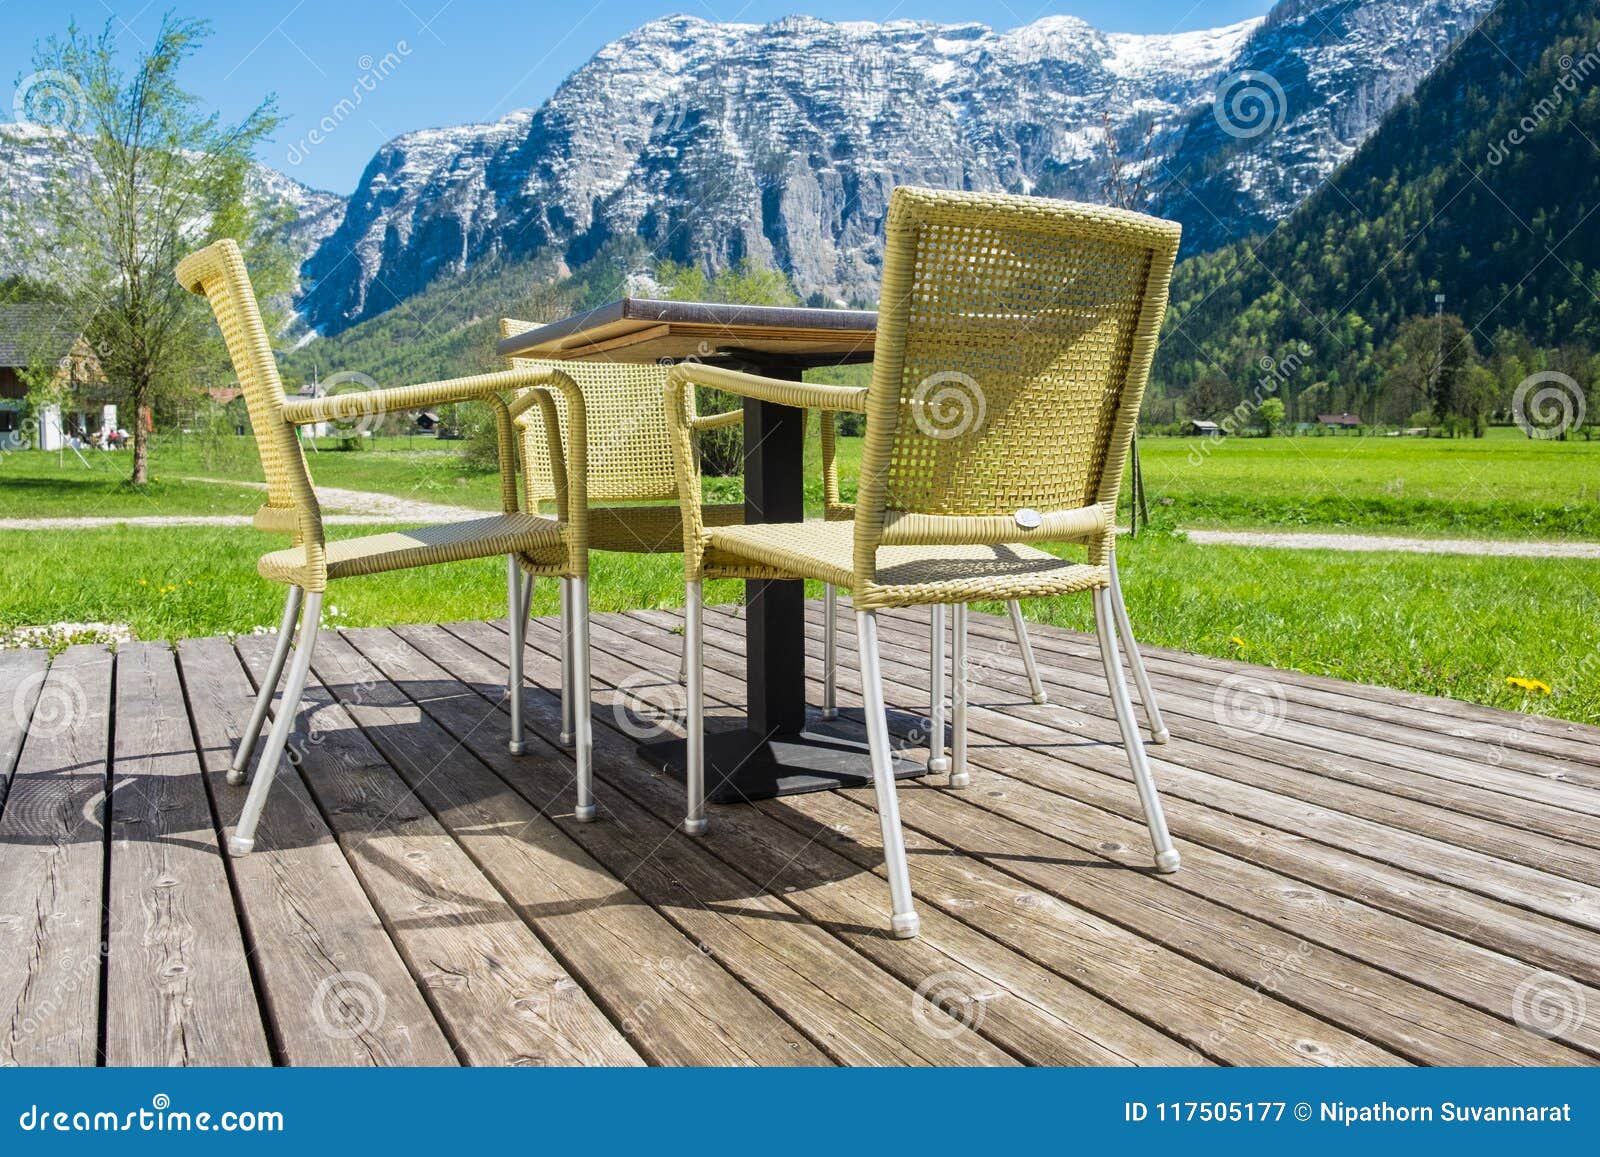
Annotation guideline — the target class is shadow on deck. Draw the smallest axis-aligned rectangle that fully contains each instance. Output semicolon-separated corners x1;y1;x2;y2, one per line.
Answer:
1;602;1597;1067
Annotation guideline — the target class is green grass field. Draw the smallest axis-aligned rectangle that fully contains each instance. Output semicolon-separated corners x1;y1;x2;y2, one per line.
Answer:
3;426;1598;725
1134;427;1600;539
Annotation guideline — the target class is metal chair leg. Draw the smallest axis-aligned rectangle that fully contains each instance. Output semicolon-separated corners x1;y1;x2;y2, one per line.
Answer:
230;585;303;785
570;577;596;822
507;557;527;755
856;610;920;939
683;580;707;836
558;577;576;748
1109;553;1168;743
230;591;322;857
950;604;971;788
1093;586;1179;873
821;583;839;720
928;604;949;775
1007;599;1048;705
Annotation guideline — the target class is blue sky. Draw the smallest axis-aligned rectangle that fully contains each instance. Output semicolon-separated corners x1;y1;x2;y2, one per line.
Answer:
2;1;1272;194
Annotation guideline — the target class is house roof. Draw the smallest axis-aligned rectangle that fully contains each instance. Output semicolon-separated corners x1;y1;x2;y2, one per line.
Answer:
1188;419;1222;430
0;304;84;368
1317;412;1362;426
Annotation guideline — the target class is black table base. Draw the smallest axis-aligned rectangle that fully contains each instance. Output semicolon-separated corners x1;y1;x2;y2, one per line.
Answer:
638;725;927;803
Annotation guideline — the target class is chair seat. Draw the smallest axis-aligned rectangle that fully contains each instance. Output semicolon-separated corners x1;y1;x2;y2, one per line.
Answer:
259;513;566;586
583;502;743;554
705;519;1108;606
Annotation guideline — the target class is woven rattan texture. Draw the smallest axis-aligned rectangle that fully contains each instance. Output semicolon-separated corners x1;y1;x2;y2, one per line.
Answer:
177;240;581;591
665;186;1179;609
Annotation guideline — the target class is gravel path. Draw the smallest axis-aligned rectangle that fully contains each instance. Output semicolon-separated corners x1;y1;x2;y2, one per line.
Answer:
6;477;1597;560
178;476;486;522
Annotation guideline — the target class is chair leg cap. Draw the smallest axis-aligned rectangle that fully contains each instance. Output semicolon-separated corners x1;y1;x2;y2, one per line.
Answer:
927;756;950;775
820;708;838;721
949;771;971;789
683;818;708;837
1150;728;1171;745
508;740;526;756
558;732;574;747
226;768;248;787
228;835;254;857
890;912;921;939
1155;849;1181;873
573;804;597;823
1031;693;1049;705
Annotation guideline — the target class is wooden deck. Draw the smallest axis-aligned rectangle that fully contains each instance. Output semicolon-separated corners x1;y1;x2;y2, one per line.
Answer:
2;601;1598;1066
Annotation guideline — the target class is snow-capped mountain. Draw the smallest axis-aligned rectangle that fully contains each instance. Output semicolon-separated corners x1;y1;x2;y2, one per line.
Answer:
301;0;1494;333
3;0;1496;335
0;121;344;292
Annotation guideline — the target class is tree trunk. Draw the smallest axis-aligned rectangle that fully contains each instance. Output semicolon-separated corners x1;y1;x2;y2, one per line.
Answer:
129;376;150;485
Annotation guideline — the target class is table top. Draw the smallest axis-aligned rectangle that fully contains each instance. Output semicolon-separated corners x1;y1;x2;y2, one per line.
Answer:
494;297;878;369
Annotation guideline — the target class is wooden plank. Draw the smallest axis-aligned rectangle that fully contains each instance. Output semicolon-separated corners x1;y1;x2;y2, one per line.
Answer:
0;649;48;811
952;611;1600;831
231;634;639;1067
482;615;1396;1066
643;609;1590;1065
306;626;817;1067
0;645;112;1065
861;610;1600;877
351;625;1003;1066
177;636;456;1067
793;606;1600;929
715;606;1600;987
104;642;270;1066
1108;626;1600;764
965;612;1600;778
720;607;1600;1058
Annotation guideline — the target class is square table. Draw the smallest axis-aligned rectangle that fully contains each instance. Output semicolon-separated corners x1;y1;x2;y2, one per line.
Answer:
497;297;928;802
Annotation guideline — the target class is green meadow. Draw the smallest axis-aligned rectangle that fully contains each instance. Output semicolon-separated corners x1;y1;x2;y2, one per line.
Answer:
2;428;1597;724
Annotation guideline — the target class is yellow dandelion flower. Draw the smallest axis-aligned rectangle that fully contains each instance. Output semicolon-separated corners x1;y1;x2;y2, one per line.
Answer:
1505;676;1551;695
1228;635;1247;649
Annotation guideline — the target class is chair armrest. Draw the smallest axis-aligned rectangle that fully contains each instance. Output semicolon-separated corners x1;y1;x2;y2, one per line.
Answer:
279;368;547;425
666;362;868;413
691;407;744;432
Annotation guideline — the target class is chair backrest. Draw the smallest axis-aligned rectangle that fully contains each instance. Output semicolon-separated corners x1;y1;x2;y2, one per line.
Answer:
500;319;679;506
175;239;322;540
854;187;1179;570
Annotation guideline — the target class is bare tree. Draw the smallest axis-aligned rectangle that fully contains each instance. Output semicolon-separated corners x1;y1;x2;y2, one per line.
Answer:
11;16;286;484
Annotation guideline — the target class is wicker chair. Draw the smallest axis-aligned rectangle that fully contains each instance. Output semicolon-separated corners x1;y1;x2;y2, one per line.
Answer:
665;187;1183;938
497;323;746;745
177;240;595;855
816;417;1169;765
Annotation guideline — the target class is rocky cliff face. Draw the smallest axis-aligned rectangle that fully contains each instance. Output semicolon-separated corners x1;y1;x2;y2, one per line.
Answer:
2;0;1498;335
300;0;1494;333
1150;0;1498;251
